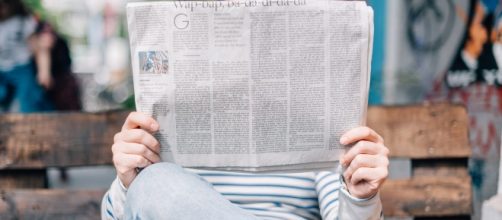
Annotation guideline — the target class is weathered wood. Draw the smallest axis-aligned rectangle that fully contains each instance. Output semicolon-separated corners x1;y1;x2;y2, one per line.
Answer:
0;170;46;189
0;189;105;220
0;177;473;218
0;104;474;218
412;159;469;178
367;103;471;159
0;103;470;167
0;111;129;169
381;177;472;217
415;216;471;220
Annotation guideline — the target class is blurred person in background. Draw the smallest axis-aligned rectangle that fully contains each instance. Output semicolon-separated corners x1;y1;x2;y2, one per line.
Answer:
33;21;82;111
0;0;52;112
0;0;81;113
1;0;80;182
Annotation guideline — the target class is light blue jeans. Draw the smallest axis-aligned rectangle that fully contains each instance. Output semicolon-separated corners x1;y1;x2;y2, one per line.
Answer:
124;163;260;219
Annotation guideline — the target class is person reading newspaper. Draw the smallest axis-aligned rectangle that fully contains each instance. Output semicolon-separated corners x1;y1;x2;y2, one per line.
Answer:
102;112;388;219
103;0;386;219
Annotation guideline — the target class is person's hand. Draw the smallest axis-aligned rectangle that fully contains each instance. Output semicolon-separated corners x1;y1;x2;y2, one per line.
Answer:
112;112;161;188
37;71;52;89
33;32;55;89
339;126;389;199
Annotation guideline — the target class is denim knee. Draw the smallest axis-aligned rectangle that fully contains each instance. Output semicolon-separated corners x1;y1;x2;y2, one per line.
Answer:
129;163;184;190
124;163;261;220
126;163;192;203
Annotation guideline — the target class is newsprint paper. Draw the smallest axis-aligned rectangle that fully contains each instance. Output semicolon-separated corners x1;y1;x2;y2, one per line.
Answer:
126;0;374;172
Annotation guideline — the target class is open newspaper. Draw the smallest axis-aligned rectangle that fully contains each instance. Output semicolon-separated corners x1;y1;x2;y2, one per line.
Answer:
126;0;374;172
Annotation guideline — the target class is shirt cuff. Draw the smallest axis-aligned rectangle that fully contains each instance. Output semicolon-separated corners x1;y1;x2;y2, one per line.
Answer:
340;186;381;205
339;173;379;203
116;177;128;192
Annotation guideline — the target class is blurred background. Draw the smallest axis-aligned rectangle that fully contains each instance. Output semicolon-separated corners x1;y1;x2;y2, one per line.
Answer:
39;0;133;111
0;0;501;219
0;0;132;113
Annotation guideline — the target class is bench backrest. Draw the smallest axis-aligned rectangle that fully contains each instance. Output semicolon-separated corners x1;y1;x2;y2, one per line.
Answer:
368;103;471;218
0;103;472;218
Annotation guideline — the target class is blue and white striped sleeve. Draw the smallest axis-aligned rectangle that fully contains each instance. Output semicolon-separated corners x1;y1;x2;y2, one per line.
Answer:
315;171;341;219
315;170;383;220
101;177;128;220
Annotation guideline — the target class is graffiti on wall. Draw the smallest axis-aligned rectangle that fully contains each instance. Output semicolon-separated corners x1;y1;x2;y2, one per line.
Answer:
386;0;502;218
427;0;502;164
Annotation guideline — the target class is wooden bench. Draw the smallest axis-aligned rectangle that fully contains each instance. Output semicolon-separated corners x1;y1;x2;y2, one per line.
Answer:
369;103;472;219
0;103;471;219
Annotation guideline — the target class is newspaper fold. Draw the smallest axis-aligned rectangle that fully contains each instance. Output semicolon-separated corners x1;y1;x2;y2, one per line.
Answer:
126;0;374;172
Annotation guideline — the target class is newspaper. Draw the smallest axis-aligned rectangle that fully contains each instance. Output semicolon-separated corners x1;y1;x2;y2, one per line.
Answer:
126;0;374;172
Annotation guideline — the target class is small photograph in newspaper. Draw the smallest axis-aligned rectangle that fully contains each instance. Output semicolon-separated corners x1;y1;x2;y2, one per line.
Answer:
139;51;169;74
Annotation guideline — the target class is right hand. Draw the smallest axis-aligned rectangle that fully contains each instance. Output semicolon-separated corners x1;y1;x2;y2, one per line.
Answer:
37;70;53;89
112;112;161;188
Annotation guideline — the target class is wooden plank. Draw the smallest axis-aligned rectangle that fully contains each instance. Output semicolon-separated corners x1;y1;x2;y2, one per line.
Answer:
0;179;472;219
415;216;471;220
0;103;471;167
381;177;472;217
412;159;469;178
0;111;129;169
0;170;46;189
0;189;105;220
367;103;471;158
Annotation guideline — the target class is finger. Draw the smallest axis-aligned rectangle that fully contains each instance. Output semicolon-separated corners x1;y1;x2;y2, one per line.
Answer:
113;142;161;163
343;154;385;181
341;141;383;166
115;153;152;170
340;127;384;145
122;112;159;132
351;167;388;185
115;129;161;154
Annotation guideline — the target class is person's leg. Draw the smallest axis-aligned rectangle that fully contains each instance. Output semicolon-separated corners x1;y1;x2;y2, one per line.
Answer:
11;63;52;113
125;163;260;220
0;71;15;111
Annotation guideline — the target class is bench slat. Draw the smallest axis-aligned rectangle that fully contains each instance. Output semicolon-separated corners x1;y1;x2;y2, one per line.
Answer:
0;103;470;168
0;111;128;169
0;170;46;189
0;189;105;219
381;176;472;217
412;159;469;178
367;103;471;158
0;176;471;218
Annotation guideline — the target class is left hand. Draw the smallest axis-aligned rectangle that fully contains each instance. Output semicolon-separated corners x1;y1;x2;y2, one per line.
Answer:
339;126;389;199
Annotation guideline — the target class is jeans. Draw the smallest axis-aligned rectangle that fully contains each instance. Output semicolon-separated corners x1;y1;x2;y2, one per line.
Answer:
124;163;260;220
0;63;52;112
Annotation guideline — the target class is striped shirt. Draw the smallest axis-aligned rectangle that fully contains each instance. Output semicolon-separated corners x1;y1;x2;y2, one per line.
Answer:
102;169;383;219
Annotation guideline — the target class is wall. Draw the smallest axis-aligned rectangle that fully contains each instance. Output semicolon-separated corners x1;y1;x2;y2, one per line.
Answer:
376;0;501;219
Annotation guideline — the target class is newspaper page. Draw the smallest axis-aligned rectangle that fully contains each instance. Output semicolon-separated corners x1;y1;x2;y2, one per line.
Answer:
126;0;374;172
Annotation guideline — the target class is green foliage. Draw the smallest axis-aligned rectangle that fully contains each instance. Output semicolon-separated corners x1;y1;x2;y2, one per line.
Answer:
22;0;59;33
122;95;136;110
22;0;46;18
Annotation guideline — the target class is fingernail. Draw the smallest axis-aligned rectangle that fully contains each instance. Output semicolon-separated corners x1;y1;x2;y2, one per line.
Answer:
151;123;159;131
340;136;348;144
339;156;345;166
